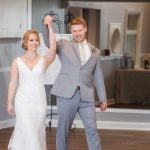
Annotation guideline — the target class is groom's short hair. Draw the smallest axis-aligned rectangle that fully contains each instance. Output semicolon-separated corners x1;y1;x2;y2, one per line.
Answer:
69;17;87;29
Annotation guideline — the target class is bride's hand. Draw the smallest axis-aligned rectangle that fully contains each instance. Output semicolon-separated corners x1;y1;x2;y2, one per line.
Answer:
7;104;15;116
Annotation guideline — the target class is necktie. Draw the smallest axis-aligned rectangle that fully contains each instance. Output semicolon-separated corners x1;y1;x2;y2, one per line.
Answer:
79;42;86;65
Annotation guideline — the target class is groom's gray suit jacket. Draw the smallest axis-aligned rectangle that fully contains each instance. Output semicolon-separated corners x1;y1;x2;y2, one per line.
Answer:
43;28;107;102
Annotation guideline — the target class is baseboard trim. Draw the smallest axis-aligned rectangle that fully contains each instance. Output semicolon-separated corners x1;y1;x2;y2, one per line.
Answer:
106;108;150;114
46;119;150;131
0;119;150;131
0;119;15;129
1;108;150;131
1;118;150;131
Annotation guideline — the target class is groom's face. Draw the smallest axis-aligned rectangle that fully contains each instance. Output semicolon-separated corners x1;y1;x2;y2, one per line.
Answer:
70;24;87;42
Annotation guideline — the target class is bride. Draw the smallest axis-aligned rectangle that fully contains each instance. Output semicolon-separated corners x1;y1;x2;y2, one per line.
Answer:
7;16;56;150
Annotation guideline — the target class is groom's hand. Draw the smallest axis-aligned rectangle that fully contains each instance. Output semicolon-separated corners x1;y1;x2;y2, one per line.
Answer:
99;101;107;112
43;15;53;26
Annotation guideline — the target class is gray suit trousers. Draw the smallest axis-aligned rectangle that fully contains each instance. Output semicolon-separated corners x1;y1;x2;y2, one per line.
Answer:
56;90;102;150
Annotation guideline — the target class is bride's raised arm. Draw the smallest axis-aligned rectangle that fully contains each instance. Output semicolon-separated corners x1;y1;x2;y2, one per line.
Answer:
43;15;56;69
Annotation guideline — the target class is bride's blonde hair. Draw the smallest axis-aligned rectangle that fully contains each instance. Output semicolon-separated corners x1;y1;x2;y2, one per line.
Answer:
22;29;40;50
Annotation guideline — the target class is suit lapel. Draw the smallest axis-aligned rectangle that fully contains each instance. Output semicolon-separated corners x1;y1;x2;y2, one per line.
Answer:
87;42;98;54
81;42;98;67
72;40;82;66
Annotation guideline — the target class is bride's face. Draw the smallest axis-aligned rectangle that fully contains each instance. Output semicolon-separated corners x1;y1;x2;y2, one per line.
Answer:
27;33;40;52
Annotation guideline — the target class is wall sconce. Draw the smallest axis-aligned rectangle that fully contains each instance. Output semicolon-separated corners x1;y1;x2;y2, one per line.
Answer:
44;10;74;34
44;11;62;33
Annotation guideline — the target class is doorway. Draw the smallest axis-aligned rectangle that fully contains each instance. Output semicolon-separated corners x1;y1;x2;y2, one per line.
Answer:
82;9;100;49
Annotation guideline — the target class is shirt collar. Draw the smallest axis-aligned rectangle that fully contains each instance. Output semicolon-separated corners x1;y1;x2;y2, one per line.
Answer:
79;39;87;45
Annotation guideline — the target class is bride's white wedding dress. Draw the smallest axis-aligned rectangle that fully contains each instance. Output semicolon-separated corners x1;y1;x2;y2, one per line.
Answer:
8;57;47;150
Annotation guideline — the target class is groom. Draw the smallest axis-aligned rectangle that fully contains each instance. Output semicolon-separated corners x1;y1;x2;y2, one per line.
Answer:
43;15;107;150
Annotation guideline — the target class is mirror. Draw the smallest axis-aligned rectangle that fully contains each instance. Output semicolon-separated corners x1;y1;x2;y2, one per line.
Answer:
111;29;121;53
109;23;121;54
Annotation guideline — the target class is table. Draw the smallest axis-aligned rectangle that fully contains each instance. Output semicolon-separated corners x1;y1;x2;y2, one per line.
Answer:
116;69;150;104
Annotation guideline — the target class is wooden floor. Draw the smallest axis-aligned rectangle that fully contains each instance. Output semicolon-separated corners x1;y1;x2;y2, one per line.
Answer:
1;127;150;150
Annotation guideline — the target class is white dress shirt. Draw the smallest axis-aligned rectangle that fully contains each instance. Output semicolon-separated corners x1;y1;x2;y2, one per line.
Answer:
78;40;92;66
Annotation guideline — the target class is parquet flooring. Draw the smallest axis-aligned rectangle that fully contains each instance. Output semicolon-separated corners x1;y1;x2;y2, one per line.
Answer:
0;127;150;150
